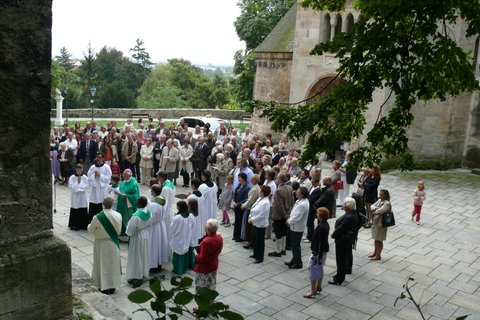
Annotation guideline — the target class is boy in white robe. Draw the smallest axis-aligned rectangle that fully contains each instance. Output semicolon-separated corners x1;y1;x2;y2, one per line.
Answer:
125;196;152;286
157;170;175;253
87;195;122;295
198;169;219;224
187;178;204;246
147;185;168;272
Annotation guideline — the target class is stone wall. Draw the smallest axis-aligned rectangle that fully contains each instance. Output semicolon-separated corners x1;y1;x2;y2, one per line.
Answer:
51;108;248;120
0;0;72;318
252;52;293;137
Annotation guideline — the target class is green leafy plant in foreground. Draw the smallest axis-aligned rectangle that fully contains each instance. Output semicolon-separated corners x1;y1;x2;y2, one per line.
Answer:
127;276;244;320
395;277;469;320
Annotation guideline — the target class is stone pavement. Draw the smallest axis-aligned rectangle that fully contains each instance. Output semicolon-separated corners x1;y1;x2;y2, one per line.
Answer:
52;166;480;320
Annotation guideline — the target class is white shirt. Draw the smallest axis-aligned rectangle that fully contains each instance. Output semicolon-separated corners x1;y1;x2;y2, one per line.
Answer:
249;197;270;228
66;138;78;155
287;198;310;232
87;163;112;204
68;174;89;209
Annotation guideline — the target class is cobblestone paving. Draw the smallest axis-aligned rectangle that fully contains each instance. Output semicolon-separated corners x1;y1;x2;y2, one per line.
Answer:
53;166;480;320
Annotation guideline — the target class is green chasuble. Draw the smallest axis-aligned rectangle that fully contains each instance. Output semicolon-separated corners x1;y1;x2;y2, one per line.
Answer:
116;177;140;235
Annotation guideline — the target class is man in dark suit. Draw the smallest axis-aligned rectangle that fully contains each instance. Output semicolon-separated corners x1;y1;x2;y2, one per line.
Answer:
314;176;336;219
306;178;322;242
78;132;98;175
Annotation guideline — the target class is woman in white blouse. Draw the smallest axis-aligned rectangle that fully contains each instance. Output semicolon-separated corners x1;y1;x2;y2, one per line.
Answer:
248;185;272;264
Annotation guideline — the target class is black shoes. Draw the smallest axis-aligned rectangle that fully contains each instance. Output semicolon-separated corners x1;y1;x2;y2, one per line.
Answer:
268;251;282;257
254;260;263;264
100;288;116;295
281;250;286;255
288;264;302;269
328;280;342;285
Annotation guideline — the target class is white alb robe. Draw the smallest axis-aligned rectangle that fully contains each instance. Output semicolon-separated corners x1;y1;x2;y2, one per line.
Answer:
87;163;112;204
147;198;169;268
198;182;218;225
170;213;195;255
187;193;204;246
125;210;151;279
88;209;122;291
69;175;89;209
160;183;176;251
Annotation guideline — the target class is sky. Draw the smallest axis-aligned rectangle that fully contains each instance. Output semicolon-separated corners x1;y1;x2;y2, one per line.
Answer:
52;0;245;66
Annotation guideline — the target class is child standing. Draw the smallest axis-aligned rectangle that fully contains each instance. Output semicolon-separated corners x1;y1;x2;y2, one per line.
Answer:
412;181;426;225
218;175;233;227
108;174;121;210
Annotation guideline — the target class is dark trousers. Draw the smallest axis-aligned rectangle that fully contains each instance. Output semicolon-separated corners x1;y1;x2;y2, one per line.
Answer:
233;206;244;240
334;241;351;283
253;226;266;262
181;169;190;186
285;228;291;249
153;159;160;177
346;245;353;273
290;231;303;267
134;162;141;181
306;210;315;241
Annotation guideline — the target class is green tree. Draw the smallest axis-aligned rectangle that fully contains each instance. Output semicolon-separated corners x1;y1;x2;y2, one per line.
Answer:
95;46;127;85
97;80;135;108
232;0;296;103
76;42;97;108
55;46;74;71
257;0;480;170
130;38;153;68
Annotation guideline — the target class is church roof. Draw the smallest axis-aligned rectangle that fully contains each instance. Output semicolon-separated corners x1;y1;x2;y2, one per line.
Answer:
255;3;297;53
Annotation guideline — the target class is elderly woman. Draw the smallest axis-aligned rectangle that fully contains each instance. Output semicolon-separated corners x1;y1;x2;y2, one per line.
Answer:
139;138;154;185
232;172;250;242
329;197;359;285
194;218;223;292
248;185;271;263
304;207;330;298
369;189;391;260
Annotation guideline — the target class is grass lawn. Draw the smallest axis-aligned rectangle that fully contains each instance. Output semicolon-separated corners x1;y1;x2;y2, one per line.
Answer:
52;119;250;133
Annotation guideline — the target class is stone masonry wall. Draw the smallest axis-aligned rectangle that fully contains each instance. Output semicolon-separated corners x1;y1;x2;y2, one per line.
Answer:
252;52;293;138
51;108;248;120
0;1;72;318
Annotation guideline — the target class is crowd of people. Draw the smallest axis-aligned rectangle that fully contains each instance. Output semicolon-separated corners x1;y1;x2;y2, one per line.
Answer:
50;117;426;299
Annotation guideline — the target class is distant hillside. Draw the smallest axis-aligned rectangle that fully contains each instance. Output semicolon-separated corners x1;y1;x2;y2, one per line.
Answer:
198;64;234;78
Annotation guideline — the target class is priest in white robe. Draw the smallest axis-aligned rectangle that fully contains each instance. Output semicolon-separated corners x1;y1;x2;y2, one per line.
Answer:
87;195;122;295
125;196;152;285
147;185;169;272
87;152;112;223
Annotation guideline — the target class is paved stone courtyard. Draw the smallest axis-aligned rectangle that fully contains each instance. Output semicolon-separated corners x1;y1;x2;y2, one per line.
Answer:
52;165;480;320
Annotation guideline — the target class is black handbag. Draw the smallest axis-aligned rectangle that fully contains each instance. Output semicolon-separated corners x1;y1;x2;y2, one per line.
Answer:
382;210;396;227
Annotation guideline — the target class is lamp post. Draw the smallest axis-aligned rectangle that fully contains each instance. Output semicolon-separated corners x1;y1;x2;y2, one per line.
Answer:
89;85;96;122
63;85;69;122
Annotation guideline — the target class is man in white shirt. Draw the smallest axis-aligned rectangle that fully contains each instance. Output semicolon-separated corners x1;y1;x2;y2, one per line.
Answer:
241;127;253;144
286;187;310;269
66;131;78;157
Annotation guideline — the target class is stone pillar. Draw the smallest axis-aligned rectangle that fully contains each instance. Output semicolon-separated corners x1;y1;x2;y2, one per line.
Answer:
330;17;337;41
0;1;72;319
55;88;65;126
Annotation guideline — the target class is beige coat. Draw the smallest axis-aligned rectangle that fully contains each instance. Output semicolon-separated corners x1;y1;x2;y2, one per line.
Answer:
160;146;179;173
272;184;293;220
139;144;154;169
371;199;391;241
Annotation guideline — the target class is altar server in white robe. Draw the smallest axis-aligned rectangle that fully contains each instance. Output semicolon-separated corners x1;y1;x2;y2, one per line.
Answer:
88;195;122;295
198;169;218;224
157;170;176;250
125;196;152;284
187;178;204;246
147;184;169;272
68;163;90;230
170;200;196;275
87;152;112;223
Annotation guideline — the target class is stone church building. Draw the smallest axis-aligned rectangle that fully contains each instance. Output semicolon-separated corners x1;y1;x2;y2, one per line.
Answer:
252;1;480;168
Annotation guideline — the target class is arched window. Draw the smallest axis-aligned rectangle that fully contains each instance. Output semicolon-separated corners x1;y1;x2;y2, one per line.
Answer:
346;13;354;32
335;13;342;36
321;13;331;43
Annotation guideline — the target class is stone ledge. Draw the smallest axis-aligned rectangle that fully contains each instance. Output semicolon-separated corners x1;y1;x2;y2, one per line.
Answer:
71;264;130;320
